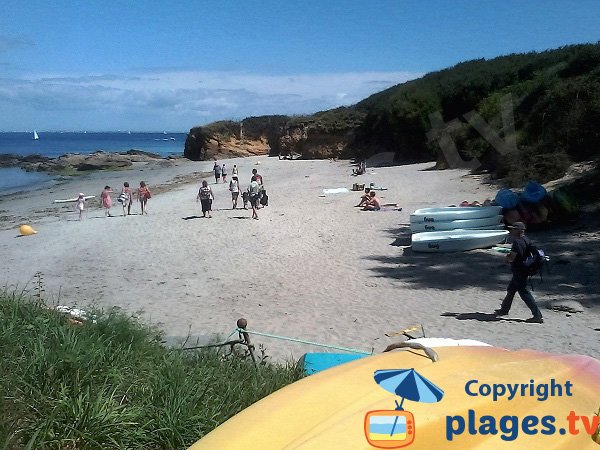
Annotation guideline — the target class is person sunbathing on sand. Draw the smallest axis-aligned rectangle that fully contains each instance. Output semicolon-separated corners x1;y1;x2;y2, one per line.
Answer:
362;191;381;211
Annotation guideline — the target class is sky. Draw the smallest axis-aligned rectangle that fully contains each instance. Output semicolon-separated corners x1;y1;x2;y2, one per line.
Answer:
1;0;599;132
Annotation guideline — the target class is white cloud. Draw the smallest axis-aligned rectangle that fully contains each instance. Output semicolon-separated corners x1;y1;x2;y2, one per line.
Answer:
0;69;422;131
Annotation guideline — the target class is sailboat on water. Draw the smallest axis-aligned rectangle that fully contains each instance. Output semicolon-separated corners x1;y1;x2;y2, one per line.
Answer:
33;130;39;140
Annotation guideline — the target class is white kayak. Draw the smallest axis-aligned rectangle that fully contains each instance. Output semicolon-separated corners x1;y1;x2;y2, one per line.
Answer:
411;229;509;252
410;206;502;223
54;195;95;203
410;215;504;232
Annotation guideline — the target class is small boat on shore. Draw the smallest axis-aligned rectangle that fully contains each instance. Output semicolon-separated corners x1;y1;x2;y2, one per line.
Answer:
410;206;502;223
411;215;504;232
411;229;508;252
188;340;600;450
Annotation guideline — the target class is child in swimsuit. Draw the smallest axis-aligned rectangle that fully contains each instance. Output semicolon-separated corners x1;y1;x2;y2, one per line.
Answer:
75;193;86;220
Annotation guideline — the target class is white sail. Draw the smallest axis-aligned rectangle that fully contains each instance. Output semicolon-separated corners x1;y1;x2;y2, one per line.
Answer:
33;130;39;140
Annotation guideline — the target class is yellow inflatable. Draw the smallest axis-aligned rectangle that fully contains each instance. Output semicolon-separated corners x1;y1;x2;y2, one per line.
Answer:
19;225;37;236
189;343;600;449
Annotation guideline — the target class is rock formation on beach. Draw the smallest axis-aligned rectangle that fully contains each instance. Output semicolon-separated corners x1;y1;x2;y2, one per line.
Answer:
0;150;164;173
184;109;362;162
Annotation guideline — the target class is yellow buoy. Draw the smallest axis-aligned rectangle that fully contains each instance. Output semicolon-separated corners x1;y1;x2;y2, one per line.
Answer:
19;225;37;236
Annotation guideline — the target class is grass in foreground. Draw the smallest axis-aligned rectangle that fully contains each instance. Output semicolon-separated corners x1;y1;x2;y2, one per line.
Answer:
0;290;303;449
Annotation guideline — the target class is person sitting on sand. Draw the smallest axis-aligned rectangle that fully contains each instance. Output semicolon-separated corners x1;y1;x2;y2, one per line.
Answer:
352;160;366;175
355;187;372;207
362;191;381;211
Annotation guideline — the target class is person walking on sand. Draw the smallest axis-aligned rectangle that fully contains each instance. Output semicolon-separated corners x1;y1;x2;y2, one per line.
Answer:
494;222;544;323
100;185;113;217
251;168;263;185
229;176;240;209
251;168;265;207
232;164;239;177
213;162;222;183
197;180;214;218
119;182;133;216
138;181;151;215
248;176;261;220
222;164;228;183
75;193;86;220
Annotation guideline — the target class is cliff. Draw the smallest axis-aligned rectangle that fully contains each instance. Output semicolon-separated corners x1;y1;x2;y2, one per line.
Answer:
184;108;364;161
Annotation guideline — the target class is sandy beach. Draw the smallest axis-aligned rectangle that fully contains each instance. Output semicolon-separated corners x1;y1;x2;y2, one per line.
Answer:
1;157;598;361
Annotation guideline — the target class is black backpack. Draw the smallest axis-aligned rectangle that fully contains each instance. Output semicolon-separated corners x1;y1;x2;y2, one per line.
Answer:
260;191;269;206
522;243;546;277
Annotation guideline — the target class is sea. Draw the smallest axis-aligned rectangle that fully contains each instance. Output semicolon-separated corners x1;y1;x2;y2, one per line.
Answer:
0;131;187;195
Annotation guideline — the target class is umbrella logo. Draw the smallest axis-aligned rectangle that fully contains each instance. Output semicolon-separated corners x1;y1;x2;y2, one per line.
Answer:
364;368;444;448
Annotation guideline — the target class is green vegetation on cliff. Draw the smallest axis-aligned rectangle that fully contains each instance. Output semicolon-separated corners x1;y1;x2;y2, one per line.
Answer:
188;43;600;187
352;43;600;185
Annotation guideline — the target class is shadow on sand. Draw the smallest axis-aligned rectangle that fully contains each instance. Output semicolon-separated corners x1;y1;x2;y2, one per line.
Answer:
366;215;600;308
441;311;542;323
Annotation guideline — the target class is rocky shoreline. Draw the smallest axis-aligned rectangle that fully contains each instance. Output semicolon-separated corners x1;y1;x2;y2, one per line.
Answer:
0;150;177;174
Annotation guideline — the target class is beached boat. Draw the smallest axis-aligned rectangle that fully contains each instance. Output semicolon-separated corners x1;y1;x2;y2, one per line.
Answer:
410;215;504;232
188;341;600;449
410;206;502;223
411;229;508;252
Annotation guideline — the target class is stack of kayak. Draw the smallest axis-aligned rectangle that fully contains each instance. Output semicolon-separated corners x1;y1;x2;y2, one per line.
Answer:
410;206;508;252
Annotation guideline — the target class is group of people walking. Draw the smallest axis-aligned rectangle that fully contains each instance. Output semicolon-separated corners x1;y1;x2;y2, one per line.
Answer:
212;162;239;184
78;162;262;221
96;181;152;218
198;163;266;220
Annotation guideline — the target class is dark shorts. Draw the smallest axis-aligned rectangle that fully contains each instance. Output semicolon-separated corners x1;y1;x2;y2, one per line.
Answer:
200;198;212;212
250;194;260;207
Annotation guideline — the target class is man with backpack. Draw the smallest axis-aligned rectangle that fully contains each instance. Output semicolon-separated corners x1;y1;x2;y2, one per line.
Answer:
494;222;544;323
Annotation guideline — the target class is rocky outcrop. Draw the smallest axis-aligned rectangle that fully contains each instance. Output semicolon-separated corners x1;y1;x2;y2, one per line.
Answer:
184;126;271;161
185;119;352;161
277;125;350;159
0;150;163;173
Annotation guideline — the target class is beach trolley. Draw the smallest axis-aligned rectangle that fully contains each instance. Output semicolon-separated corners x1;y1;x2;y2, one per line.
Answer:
188;340;600;449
